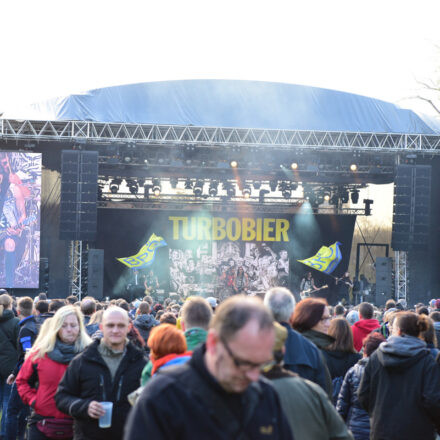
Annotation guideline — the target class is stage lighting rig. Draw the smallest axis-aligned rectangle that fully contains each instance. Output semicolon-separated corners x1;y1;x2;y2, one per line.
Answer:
152;178;161;197
291;162;298;170
184;178;193;190
339;188;349;204
350;163;358;172
209;181;219;197
242;185;251;199
193;180;204;197
109;179;122;194
323;189;331;202
126;179;139;195
329;193;339;205
269;180;278;192
253;181;262;190
222;181;236;197
363;199;373;216
170;177;178;189
351;189;360;204
278;182;291;199
230;160;238;168
259;189;270;203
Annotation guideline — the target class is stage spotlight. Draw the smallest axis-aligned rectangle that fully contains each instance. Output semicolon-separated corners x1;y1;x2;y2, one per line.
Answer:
291;162;298;170
329;194;339;205
127;179;139;195
230;160;238;168
109;179;121;194
209;181;219;197
143;184;151;199
269;180;278;192
324;192;331;202
351;189;360;204
340;189;349;204
242;185;251;199
152;178;161;197
290;182;298;191
222;182;236;197
193;180;204;197
317;193;324;205
253;181;262;190
170;177;178;189
350;163;358;172
184;178;193;190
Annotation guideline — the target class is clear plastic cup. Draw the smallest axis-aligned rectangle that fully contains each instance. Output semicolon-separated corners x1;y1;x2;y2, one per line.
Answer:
99;401;113;428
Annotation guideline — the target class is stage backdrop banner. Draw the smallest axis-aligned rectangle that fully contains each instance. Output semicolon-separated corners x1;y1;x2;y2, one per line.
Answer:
0;152;42;289
97;210;356;299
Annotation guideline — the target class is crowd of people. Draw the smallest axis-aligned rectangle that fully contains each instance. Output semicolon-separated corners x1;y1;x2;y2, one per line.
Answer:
0;287;439;439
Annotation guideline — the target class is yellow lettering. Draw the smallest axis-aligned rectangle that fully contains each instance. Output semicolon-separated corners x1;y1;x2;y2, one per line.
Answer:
227;218;241;241
263;218;275;241
276;219;290;242
256;218;262;241
197;217;212;240
212;217;226;240
169;216;185;240
242;218;256;241
182;217;196;240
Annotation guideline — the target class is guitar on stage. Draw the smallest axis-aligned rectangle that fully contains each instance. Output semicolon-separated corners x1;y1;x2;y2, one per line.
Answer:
300;284;329;300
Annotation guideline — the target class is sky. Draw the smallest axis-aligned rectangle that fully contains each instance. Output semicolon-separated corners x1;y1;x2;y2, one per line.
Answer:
1;0;440;117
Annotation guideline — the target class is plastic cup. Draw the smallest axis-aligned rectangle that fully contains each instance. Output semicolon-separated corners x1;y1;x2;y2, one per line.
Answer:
99;401;113;428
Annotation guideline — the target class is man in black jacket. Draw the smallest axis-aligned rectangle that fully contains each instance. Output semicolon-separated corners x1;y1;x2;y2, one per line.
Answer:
55;306;147;440
5;296;38;440
124;295;293;440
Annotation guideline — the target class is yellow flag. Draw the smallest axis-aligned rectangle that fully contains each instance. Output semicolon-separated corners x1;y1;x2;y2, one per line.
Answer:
117;233;167;268
298;242;342;274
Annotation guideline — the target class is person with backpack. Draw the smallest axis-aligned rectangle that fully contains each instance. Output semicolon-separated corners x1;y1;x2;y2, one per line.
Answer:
322;318;361;405
336;332;385;440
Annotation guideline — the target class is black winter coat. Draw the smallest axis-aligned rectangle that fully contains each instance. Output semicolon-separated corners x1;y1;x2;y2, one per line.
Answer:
336;358;370;440
358;336;440;440
0;309;19;378
11;315;39;376
133;313;158;345
322;350;361;379
55;339;147;440
124;344;293;440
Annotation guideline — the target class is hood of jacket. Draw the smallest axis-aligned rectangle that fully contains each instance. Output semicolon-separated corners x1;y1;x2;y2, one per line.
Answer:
353;318;380;333
134;314;158;330
301;328;335;350
0;309;16;323
376;335;429;370
184;327;207;351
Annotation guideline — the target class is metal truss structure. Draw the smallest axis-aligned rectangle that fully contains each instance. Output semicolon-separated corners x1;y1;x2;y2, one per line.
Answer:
98;193;367;214
394;251;407;302
2;118;440;153
69;240;83;299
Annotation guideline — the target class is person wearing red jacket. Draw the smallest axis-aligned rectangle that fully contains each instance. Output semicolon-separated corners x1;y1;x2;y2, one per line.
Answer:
16;305;91;440
351;303;380;352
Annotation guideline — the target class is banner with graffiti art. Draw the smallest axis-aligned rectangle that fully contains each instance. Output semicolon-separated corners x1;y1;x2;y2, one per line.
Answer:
97;210;355;300
0;152;42;289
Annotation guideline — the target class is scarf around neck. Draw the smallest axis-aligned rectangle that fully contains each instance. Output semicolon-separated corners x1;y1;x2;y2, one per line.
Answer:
48;339;78;364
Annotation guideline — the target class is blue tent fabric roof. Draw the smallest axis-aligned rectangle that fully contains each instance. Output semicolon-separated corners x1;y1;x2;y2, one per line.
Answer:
15;80;440;134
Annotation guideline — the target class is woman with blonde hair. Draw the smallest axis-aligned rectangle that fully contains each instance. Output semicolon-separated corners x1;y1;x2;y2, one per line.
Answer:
16;305;91;439
0;292;20;438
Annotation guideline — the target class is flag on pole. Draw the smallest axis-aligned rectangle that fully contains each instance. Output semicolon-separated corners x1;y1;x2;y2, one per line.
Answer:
298;242;342;275
117;233;167;269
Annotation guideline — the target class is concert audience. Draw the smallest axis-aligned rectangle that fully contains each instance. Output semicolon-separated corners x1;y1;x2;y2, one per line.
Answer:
351;302;380;351
430;311;440;348
5;296;38;440
336;332;385;440
264;288;332;396
262;322;354;440
0;293;20;440
358;311;440;439
55;306;147;440
16;306;91;440
323;318;361;405
133;302;159;349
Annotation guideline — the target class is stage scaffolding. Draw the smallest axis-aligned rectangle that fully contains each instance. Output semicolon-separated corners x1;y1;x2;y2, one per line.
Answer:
394;251;407;302
2;118;440;153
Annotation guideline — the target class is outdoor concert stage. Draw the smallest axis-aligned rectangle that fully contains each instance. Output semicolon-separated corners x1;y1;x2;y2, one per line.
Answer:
1;80;440;305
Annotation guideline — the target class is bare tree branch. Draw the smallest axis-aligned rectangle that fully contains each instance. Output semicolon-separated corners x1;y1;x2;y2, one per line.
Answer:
416;80;440;92
415;96;440;114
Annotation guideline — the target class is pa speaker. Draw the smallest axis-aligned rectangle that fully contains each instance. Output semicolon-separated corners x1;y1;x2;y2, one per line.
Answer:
392;165;431;251
87;249;104;299
60;150;98;241
375;257;393;306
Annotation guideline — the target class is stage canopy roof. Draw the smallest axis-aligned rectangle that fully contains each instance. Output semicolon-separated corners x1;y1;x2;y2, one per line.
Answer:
5;79;440;134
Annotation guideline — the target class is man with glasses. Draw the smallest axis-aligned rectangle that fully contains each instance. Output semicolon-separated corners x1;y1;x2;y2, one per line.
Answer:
125;295;293;440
